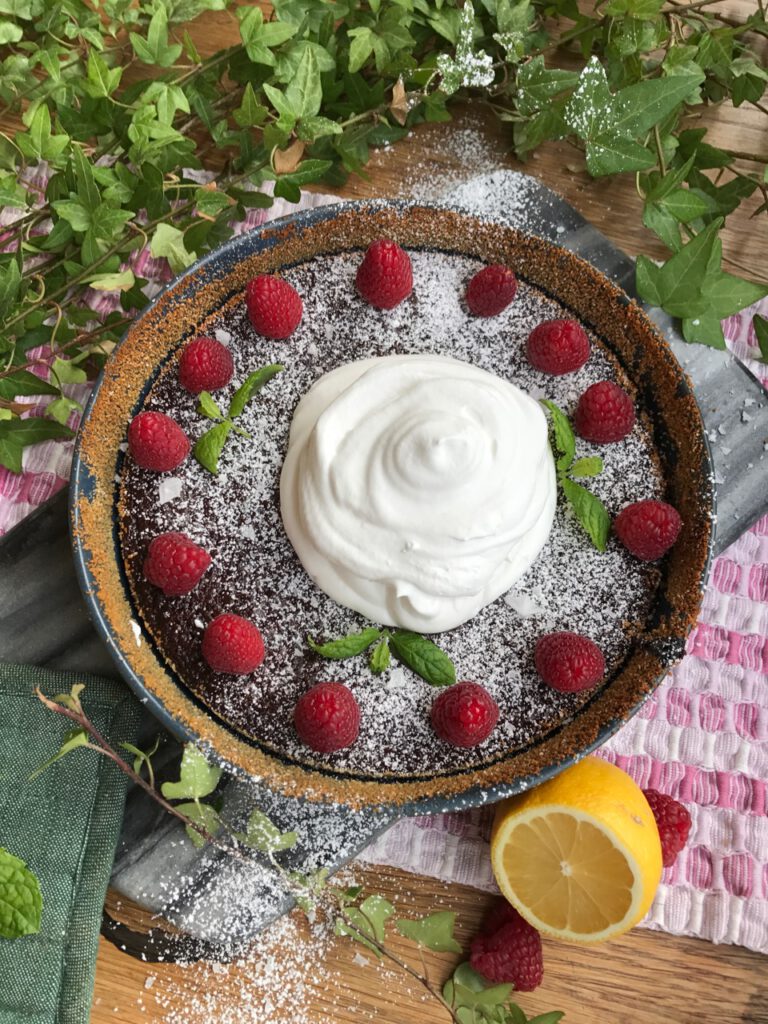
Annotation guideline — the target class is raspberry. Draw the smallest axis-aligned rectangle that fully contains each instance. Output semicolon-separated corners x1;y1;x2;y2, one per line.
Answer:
356;239;413;309
202;613;265;675
573;380;635;443
430;682;499;748
246;275;303;339
534;631;605;693
128;411;189;472
643;789;692;867
294;682;360;753
143;532;211;596
470;905;543;991
482;899;523;936
614;499;682;561
526;318;590;375
178;336;234;393
465;264;517;317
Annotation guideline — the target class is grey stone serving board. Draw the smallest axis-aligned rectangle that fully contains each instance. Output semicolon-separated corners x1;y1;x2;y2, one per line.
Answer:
1;172;766;960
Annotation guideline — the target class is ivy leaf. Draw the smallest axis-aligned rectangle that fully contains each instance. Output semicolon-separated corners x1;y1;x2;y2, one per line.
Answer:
586;136;654;177
0;259;21;313
335;914;380;957
561;478;611;552
297;115;343;142
233;83;269;128
0;369;58;400
681;315;725;348
193;420;232;474
635;255;664;307
540;399;575;473
238;809;297;853
150;223;197;274
86;269;136;291
658;188;711;223
570;456;603;478
642;200;682;253
753;314;768;362
528;1015;565;1024
358;894;395;942
197;391;223;420
29;727;89;780
51;356;87;385
308;627;382;659
130;7;182;67
285;46;322;119
515;57;579;116
385;632;455;687
227;364;284;419
705;273;768;320
653;218;723;318
161;745;222;800
610;72;704;139
396;911;462;953
84;50;123;99
0;417;74;456
369;638;390;674
174;801;222;848
46;396;82;425
0;847;43;939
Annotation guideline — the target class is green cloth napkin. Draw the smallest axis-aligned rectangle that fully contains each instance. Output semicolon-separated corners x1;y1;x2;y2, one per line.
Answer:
0;663;141;1024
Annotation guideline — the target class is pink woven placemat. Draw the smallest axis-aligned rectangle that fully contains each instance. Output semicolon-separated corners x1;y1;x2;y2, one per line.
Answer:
3;187;767;955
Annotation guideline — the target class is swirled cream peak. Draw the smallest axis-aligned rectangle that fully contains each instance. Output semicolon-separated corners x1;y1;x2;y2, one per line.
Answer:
280;354;556;633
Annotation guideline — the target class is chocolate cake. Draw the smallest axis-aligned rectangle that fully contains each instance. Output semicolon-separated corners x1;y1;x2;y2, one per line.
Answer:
76;203;713;807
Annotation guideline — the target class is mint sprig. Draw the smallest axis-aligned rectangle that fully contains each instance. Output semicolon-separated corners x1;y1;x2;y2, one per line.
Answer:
0;847;43;940
193;363;283;474
541;400;610;553
308;627;456;687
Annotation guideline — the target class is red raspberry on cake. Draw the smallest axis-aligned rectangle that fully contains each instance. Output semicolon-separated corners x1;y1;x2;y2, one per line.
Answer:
573;380;635;443
614;499;681;561
643;789;692;867
294;682;360;753
356;239;413;309
535;631;605;693
128;411;189;472
143;532;211;596
202;613;265;675
178;336;234;394
430;682;499;748
246;275;303;339
470;902;543;991
465;264;517;317
526;318;590;375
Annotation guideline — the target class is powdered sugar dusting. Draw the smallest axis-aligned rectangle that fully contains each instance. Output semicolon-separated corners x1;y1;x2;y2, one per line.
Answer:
120;248;663;778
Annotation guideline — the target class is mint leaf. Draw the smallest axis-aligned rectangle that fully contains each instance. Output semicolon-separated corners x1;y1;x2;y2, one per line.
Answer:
29;727;88;779
228;364;284;419
570;456;603;478
193;420;232;474
161;745;222;800
197;391;223;420
388;632;456;687
753;314;768;362
238;809;297;853
540;399;575;473
308;628;381;659
175;801;221;848
369;639;390;674
562;478;611;552
0;848;42;939
396;911;462;953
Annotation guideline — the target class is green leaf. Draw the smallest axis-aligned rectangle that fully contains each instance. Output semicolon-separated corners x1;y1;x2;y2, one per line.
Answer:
161;745;222;800
515;57;579;116
46;396;81;425
227;364;284;419
193;420;232;474
753;314;768;363
659;188;712;223
197;391;223;420
239;809;297;853
540;399;575;473
561;478;611;552
348;27;375;73
388;632;456;687
85;50;122;98
605;0;663;14
642;201;681;253
130;6;181;66
53;199;91;232
369;638;390;674
0;369;58;400
335;914;380;957
396;911;462;953
86;269;135;292
0;417;74;449
635;255;664;307
51;356;87;385
655;219;723;318
150;223;196;274
233;83;269;128
308;628;382;659
286;46;322;119
297;115;343;142
527;1014;565;1024
564;58;612;140
705;272;768;320
29;727;89;780
0;19;22;43
611;72;703;138
586;136;654;177
570;456;603;478
174;801;222;848
358;894;395;942
0;847;42;939
681;315;725;348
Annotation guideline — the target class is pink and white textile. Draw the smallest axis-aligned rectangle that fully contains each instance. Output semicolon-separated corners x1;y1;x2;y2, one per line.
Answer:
2;186;767;954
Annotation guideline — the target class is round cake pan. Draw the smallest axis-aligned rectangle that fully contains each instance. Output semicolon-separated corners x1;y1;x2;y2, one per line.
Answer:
70;200;714;812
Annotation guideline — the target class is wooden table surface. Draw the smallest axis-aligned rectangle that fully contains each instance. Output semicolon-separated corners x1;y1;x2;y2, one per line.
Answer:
10;4;762;1022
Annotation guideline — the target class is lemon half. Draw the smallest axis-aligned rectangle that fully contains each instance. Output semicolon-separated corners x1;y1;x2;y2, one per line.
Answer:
491;756;662;944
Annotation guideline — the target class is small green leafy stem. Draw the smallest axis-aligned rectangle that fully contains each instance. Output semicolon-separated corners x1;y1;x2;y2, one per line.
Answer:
20;685;562;1024
1;0;767;474
541;400;611;553
309;627;457;687
193;363;284;473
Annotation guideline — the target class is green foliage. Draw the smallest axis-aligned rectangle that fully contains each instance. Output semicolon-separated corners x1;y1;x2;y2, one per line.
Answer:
541;400;611;552
396;911;462;952
236;809;298;854
308;627;382;659
0;847;43;939
160;744;222;800
443;963;564;1024
309;626;456;686
0;0;765;470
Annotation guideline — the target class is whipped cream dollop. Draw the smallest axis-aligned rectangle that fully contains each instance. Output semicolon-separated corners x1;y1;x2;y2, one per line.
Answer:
280;354;556;633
